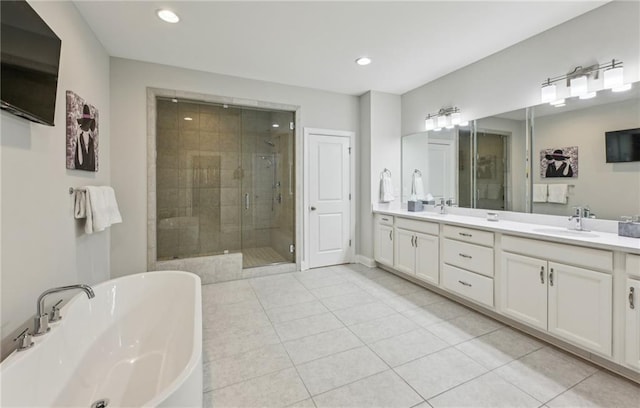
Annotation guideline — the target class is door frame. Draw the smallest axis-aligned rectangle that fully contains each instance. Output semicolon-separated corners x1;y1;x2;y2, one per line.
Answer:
302;128;356;270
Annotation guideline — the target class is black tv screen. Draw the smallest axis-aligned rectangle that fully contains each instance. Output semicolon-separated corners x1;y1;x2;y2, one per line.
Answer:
1;0;61;126
605;128;640;163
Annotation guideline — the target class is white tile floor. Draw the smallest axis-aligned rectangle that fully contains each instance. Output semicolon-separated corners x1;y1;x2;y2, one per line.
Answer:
202;264;640;408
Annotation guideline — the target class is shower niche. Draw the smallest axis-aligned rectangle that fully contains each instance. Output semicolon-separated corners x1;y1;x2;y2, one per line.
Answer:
155;98;295;269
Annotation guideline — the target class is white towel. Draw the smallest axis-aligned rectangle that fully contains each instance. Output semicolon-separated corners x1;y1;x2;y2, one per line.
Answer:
83;186;123;234
411;173;425;200
74;190;87;218
533;184;548;203
547;184;568;204
379;173;394;203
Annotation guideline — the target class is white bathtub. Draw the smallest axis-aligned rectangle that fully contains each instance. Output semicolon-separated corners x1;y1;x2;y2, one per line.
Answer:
0;271;203;407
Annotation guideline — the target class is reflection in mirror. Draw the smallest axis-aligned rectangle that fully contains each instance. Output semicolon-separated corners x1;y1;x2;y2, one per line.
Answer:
531;83;640;220
475;109;528;212
401;128;458;204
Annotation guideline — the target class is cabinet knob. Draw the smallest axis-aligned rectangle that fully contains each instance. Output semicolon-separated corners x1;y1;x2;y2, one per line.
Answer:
458;253;472;259
540;266;545;284
458;280;472;287
459;232;473;238
549;268;554;286
630;287;636;310
389;230;393;241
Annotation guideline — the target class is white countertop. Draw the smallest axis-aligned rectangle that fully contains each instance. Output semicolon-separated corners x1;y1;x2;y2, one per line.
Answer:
373;207;640;254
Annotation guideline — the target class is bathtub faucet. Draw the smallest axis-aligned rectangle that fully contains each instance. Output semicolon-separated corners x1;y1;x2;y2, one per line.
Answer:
34;284;95;336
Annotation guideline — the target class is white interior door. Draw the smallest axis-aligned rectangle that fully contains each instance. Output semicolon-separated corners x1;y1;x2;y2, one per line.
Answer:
427;140;456;201
308;133;351;268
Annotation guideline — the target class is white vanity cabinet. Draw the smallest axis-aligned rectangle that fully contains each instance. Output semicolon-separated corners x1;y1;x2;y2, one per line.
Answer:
394;217;439;284
501;235;613;357
441;225;495;307
625;254;640;371
374;214;394;267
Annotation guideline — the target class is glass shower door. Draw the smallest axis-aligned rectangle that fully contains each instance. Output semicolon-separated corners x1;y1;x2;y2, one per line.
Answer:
240;109;295;268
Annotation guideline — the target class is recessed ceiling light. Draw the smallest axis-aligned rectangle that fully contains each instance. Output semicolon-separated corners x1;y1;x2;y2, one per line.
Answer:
157;9;180;23
355;57;372;66
171;98;178;103
184;117;193;121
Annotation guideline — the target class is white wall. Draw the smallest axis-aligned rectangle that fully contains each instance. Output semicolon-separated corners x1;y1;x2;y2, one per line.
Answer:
358;91;401;261
109;58;359;276
0;1;111;359
402;1;640;135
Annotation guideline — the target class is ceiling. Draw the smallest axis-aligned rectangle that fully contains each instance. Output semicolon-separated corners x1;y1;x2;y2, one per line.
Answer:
73;1;607;96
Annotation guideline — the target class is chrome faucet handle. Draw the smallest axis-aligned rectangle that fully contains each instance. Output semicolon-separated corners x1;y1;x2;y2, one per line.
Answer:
49;299;63;322
33;313;50;337
13;328;34;351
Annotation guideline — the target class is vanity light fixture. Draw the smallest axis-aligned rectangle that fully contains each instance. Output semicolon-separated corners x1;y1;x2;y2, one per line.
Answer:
183;117;193;121
157;9;180;23
272;123;280;128
425;107;463;131
355;57;372;66
540;59;630;105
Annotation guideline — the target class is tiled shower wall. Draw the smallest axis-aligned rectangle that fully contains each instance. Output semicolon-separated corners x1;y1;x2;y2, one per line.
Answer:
156;99;294;265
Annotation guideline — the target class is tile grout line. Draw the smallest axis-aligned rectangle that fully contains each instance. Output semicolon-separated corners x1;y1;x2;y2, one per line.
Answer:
248;278;317;407
540;369;600;406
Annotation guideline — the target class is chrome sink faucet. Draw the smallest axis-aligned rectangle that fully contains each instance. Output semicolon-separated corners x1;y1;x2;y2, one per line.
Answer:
568;206;585;231
34;284;95;336
436;198;446;214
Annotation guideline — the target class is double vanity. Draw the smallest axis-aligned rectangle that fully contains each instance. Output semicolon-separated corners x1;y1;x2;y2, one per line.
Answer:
373;207;640;382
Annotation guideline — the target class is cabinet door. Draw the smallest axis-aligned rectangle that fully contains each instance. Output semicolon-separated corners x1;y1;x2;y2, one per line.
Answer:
394;228;416;275
375;224;394;267
548;262;612;356
625;278;640;370
415;232;439;284
500;253;548;330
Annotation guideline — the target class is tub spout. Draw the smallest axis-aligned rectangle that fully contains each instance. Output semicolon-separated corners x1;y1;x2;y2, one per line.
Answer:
34;284;95;336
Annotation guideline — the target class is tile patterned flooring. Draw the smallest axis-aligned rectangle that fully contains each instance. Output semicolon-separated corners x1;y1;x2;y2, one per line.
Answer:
201;264;640;408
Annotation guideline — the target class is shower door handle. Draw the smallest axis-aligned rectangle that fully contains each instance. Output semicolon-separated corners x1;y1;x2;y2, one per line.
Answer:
245;193;250;210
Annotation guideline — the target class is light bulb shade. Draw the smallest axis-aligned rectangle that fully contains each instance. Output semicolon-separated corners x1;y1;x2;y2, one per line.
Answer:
603;67;624;89
450;111;461;125
437;115;447;128
570;76;588;97
541;84;557;103
425;117;435;130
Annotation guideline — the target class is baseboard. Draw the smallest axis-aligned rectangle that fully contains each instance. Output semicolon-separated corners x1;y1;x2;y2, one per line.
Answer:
355;254;376;268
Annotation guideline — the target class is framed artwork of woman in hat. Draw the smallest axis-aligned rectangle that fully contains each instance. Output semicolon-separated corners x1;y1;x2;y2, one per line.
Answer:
66;90;99;172
540;146;578;178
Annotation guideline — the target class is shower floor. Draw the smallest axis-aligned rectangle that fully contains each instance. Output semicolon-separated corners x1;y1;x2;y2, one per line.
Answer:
243;246;288;268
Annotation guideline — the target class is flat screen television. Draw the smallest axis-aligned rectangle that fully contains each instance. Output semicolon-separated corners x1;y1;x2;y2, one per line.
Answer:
1;0;61;126
605;128;640;163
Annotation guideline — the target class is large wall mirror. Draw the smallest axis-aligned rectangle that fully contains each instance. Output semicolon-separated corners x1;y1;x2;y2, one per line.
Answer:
401;82;640;220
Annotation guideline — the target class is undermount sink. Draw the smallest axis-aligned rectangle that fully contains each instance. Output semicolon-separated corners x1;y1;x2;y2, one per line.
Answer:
532;228;599;238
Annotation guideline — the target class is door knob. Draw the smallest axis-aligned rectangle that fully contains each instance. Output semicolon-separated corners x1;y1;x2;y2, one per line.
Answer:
310;206;316;211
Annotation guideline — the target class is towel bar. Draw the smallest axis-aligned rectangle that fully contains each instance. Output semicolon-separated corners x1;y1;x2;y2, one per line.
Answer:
69;187;86;195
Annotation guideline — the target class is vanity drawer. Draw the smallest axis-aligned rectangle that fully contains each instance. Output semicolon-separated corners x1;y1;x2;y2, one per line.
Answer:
627;254;640;278
502;235;613;272
443;238;494;277
443;225;494;247
442;264;494;308
376;214;394;226
396;217;439;236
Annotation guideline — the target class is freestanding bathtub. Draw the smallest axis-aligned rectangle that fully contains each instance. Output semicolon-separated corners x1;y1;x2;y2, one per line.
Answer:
1;271;203;407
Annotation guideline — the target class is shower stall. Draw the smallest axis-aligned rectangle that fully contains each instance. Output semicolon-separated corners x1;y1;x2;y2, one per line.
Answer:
154;98;295;269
